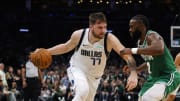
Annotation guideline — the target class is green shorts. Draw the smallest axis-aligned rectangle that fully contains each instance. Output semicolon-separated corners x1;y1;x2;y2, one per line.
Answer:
139;71;180;97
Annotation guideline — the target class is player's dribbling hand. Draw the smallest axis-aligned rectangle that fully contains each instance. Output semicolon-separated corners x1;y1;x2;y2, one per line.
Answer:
29;48;52;69
126;71;138;91
120;48;132;55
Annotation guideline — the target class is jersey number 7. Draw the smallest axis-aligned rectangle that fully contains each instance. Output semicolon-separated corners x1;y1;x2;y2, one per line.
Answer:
91;57;101;66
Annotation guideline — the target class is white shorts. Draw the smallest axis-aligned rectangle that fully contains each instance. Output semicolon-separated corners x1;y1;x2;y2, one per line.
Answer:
138;83;166;101
67;66;100;101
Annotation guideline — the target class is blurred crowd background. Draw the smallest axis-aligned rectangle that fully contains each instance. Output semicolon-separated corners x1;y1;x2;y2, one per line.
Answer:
0;0;180;100
0;0;180;67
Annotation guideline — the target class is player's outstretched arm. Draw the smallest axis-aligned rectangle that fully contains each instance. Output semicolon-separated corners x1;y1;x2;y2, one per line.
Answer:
47;30;83;55
120;33;164;56
29;29;83;69
136;33;164;55
107;34;138;91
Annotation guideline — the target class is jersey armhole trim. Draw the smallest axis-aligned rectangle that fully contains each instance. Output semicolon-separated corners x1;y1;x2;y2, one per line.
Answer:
75;28;86;51
104;32;110;57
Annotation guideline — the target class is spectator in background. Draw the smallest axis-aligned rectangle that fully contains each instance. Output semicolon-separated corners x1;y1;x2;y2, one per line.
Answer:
43;70;55;85
39;83;52;101
5;66;15;90
99;80;112;101
0;75;6;100
0;63;8;87
52;80;66;101
14;68;23;100
0;63;16;101
60;71;69;88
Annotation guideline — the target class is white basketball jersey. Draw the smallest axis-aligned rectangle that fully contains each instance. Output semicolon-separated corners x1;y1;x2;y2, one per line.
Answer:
69;28;108;78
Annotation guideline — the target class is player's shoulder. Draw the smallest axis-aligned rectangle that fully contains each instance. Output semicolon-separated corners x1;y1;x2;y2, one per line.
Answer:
147;30;163;40
72;29;84;37
71;29;85;39
147;30;160;36
106;32;118;40
147;32;158;38
73;29;84;34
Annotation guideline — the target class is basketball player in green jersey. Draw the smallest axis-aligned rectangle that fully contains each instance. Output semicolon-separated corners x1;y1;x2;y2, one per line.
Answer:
135;52;180;101
120;15;180;101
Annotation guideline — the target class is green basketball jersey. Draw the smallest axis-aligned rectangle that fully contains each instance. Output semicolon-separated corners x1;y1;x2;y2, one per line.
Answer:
147;32;176;77
139;30;180;97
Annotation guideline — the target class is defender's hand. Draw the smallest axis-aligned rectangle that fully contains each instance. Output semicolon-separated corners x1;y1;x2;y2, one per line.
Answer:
120;48;132;55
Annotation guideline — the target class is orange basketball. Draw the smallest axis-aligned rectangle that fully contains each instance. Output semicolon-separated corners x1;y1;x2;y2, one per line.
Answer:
30;48;52;69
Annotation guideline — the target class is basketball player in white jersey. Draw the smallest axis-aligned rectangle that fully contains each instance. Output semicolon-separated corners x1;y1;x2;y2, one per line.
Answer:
37;12;138;101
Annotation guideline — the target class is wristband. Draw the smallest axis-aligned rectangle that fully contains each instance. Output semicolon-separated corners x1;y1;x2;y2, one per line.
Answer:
131;48;138;54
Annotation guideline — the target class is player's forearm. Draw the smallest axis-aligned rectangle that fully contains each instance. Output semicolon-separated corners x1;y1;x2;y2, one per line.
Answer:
136;46;164;56
47;44;72;55
125;56;137;71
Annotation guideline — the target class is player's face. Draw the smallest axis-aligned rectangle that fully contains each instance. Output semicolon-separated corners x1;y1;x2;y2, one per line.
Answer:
90;21;107;39
129;19;142;42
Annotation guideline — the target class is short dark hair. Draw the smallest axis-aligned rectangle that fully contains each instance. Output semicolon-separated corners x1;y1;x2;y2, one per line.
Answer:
132;15;149;29
89;12;107;25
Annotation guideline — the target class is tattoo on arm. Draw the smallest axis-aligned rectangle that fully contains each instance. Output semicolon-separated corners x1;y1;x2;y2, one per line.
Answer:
126;58;136;71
